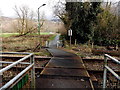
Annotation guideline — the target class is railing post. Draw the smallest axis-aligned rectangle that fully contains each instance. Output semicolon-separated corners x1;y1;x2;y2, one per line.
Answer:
103;55;108;89
30;55;35;89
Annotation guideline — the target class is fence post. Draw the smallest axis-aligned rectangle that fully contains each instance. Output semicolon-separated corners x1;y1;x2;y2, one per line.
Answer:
103;55;108;89
46;41;48;47
30;55;35;89
57;41;59;48
75;39;77;46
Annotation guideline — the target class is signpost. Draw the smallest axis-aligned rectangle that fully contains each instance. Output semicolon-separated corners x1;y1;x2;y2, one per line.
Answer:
68;29;72;46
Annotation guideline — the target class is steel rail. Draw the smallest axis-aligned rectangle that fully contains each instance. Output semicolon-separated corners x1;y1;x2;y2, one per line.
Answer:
0;64;34;90
0;52;31;55
0;53;33;74
0;61;30;65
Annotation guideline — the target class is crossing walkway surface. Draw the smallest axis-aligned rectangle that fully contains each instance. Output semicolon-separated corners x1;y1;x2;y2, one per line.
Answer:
36;48;93;89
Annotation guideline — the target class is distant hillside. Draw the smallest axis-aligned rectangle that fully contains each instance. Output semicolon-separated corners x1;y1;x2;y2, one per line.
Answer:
0;16;16;33
0;16;65;33
51;19;61;22
0;16;14;21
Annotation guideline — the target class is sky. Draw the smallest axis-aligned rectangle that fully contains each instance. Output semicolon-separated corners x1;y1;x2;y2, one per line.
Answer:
0;0;61;20
0;0;119;20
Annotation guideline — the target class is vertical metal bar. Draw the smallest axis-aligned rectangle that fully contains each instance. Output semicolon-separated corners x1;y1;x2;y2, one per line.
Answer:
103;55;108;89
30;55;35;89
32;55;35;89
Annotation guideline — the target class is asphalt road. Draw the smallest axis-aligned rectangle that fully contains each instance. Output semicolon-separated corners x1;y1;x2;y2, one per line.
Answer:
49;34;60;48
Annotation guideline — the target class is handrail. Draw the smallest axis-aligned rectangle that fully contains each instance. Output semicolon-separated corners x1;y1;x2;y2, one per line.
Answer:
105;65;120;80
0;53;33;74
0;52;35;89
105;54;120;64
103;54;120;89
0;64;34;90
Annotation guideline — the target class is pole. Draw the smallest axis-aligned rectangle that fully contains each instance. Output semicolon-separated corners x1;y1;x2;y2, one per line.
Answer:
75;39;77;46
38;8;40;35
70;36;71;47
68;29;72;47
37;4;46;35
37;4;46;48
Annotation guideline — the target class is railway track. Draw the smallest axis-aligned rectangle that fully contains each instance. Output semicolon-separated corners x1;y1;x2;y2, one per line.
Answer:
83;58;120;88
1;53;120;89
0;55;51;88
83;59;120;72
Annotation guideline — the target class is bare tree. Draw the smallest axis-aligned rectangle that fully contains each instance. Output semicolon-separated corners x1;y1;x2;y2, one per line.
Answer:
13;5;37;35
53;0;72;33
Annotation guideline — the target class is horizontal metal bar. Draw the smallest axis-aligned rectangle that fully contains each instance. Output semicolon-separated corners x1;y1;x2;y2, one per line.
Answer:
105;65;120;80
0;52;31;55
0;53;33;74
0;64;34;90
0;61;30;65
105;54;120;64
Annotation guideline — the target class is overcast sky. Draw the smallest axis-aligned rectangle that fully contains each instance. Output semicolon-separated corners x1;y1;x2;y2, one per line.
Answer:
0;0;61;20
0;0;119;20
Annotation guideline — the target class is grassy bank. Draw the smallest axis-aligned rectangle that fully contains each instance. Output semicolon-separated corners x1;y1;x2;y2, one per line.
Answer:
1;33;56;57
0;33;19;37
49;35;56;41
0;32;53;37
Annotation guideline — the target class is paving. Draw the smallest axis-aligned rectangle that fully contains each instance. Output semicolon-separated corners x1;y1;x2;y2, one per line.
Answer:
49;34;60;48
36;48;93;89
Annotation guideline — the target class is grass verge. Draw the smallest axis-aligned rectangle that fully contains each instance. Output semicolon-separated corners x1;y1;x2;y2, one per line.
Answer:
49;35;56;41
0;33;19;37
0;32;52;37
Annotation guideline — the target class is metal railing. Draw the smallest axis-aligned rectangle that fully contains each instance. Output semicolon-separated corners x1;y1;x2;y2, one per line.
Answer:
0;52;35;89
103;54;120;89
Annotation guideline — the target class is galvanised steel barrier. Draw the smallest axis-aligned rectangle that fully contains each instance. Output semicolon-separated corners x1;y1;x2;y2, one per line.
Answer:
103;54;120;89
0;52;35;89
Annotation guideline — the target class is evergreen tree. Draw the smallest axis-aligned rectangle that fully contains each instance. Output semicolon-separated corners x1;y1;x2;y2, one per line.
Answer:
65;2;102;43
